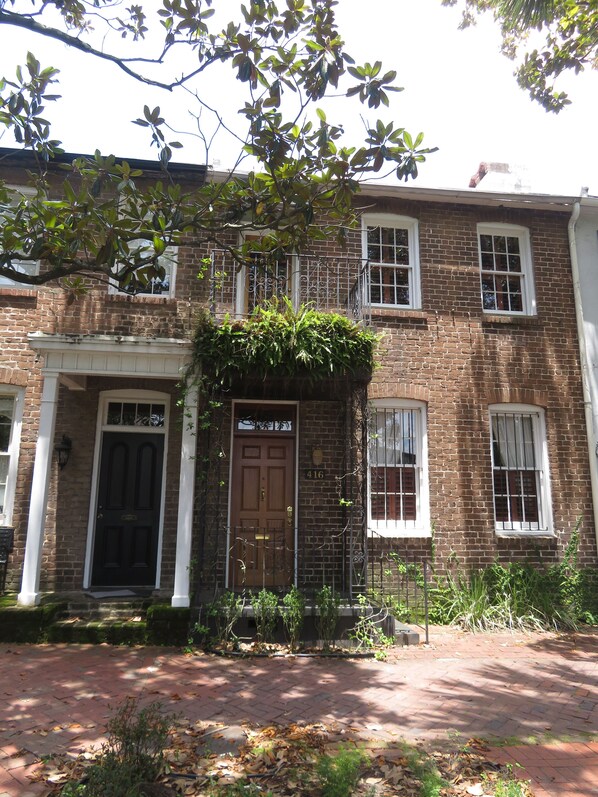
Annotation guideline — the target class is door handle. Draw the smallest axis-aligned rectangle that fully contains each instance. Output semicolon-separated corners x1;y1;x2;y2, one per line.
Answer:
260;489;265;501
286;506;293;526
97;513;103;520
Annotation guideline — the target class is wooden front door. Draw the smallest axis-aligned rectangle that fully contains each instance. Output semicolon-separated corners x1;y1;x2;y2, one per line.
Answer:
230;435;295;589
91;431;164;587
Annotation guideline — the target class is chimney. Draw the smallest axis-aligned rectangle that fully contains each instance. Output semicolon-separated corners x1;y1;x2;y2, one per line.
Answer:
469;162;530;192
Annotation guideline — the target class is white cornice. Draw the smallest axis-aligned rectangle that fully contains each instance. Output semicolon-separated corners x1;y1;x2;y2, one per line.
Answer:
28;332;192;379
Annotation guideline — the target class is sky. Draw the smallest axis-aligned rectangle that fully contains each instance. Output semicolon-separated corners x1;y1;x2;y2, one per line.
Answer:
1;0;596;196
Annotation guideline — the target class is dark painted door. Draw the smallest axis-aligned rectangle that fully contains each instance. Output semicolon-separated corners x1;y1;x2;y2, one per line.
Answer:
91;432;164;587
230;436;294;588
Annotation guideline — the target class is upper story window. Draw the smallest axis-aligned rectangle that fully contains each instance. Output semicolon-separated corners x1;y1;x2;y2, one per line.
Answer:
490;404;552;535
235;232;297;317
362;214;420;310
0;186;39;288
368;400;430;537
109;241;177;298
478;224;535;315
0;390;24;524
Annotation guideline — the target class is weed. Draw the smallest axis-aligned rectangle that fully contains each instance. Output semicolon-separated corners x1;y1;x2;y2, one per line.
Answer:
252;588;279;644
210;590;244;646
208;780;273;796
316;744;367;797
315;585;340;648
349;594;394;651
483;764;529;797
282;585;305;650
402;745;446;797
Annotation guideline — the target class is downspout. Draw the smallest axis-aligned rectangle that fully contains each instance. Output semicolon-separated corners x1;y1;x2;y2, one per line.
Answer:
568;201;598;554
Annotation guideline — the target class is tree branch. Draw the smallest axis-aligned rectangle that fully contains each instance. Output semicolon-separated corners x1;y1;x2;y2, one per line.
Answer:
0;9;200;91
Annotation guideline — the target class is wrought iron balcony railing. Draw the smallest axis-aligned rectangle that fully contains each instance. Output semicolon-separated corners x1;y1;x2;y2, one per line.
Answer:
208;250;372;323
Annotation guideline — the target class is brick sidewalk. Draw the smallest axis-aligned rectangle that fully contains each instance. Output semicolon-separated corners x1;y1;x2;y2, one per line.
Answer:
1;627;597;796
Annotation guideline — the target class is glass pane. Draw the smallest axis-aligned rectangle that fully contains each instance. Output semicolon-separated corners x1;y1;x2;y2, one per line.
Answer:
508;254;521;273
0;455;8;484
479;234;492;251
0;398;14;417
122;403;137;426
107;402;123;425
135;403;152;426
506;236;520;254
494;235;506;253
150;405;165;427
235;406;294;432
481;252;494;270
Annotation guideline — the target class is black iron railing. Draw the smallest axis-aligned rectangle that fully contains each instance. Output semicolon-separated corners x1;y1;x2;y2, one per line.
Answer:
204;526;429;640
208;250;371;322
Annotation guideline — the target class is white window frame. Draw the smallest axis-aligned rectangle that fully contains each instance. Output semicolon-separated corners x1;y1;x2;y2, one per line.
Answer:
0;387;25;525
109;241;178;298
489;403;553;536
478;223;536;316
367;399;430;537
362;213;421;310
0;185;40;288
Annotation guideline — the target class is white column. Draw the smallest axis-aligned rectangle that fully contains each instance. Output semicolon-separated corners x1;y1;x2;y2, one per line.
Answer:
171;385;199;608
18;373;60;606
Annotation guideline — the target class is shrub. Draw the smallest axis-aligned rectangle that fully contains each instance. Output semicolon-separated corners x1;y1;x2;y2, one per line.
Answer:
316;585;340;648
252;588;279;644
209;590;244;646
281;585;305;650
61;697;172;797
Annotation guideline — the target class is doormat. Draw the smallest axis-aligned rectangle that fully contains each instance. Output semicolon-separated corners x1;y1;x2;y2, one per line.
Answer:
85;590;138;599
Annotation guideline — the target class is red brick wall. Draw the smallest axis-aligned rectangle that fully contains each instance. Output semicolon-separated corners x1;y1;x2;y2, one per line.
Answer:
1;189;596;597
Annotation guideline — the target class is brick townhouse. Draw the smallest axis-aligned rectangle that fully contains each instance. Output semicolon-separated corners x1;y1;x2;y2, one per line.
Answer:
1;148;596;608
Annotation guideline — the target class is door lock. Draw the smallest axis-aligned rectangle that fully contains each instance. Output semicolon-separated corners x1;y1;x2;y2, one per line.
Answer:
260;489;265;501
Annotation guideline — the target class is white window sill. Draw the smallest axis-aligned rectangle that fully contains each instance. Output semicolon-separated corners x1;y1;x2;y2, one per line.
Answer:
495;529;555;539
482;312;537;323
368;525;432;539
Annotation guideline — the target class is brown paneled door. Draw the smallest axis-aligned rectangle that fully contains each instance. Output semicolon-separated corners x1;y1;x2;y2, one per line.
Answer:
91;431;164;587
230;435;295;589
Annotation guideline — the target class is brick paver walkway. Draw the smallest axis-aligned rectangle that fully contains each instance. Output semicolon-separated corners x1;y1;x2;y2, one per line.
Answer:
1;627;597;796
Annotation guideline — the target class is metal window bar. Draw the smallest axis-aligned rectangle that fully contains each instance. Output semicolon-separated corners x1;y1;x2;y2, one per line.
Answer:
491;411;542;530
370;408;419;524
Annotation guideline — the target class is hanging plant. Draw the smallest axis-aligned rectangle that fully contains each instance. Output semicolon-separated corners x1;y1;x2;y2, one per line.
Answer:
191;299;378;384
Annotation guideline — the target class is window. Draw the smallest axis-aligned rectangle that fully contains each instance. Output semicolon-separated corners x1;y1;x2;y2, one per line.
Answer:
110;241;177;297
106;401;166;427
235;232;296;316
478;224;535;315
0;186;39;287
362;214;420;309
368;400;430;536
490;405;552;534
0;390;24;524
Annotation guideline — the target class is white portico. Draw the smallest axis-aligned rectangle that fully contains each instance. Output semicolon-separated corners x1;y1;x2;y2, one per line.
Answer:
17;333;198;608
